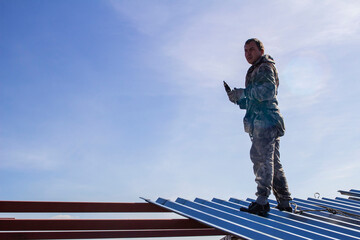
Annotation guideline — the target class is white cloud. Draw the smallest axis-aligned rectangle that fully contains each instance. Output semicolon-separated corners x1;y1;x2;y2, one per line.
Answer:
278;50;332;110
304;155;360;199
108;0;172;35
108;0;360;95
292;0;360;44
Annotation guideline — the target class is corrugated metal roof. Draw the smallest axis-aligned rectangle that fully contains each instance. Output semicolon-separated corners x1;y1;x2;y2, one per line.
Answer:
145;189;360;240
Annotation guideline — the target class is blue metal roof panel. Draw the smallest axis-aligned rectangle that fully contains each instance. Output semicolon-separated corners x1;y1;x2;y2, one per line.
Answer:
176;197;309;240
324;198;360;208
245;198;360;237
305;198;360;215
153;197;280;240
344;190;360;203
290;198;360;225
147;189;360;240
197;197;338;240
213;197;355;240
339;190;360;198
273;199;360;228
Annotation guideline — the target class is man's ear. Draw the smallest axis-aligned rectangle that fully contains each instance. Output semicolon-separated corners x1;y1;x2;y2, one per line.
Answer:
261;49;265;55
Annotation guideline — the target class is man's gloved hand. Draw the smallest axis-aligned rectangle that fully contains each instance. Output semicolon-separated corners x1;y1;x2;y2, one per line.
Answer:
227;88;245;104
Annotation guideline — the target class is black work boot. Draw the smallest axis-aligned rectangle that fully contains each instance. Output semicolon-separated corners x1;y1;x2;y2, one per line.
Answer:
276;200;292;212
276;205;292;212
240;202;270;216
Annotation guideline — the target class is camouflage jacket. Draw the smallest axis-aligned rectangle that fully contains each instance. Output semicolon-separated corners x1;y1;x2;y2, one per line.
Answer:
238;55;285;138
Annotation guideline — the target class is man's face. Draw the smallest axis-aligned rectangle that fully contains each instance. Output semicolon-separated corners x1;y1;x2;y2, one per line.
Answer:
244;41;264;65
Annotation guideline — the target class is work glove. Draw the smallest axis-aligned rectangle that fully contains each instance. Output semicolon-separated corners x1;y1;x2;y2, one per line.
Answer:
227;88;245;104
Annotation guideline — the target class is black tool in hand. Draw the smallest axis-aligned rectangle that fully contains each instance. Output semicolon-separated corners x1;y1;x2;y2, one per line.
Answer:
223;81;231;93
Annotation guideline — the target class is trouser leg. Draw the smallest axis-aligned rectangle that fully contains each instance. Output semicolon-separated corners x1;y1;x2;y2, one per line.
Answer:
250;136;275;205
250;135;292;205
272;138;292;203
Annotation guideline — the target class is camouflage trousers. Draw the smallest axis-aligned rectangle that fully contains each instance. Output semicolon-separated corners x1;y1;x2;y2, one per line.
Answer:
250;133;291;204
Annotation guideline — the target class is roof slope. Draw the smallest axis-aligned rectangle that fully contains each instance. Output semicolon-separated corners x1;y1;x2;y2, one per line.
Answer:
147;189;360;240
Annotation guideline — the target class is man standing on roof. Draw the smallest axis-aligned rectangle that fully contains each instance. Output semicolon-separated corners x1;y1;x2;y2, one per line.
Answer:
225;38;292;216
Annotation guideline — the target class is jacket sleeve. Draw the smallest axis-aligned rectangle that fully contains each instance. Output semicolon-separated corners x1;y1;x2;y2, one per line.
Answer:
245;64;277;102
237;98;247;109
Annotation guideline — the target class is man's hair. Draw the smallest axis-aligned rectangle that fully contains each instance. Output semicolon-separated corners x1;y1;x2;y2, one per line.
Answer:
245;38;264;52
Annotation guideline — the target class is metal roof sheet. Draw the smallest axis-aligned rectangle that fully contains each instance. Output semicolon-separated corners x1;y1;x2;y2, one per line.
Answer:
146;189;360;240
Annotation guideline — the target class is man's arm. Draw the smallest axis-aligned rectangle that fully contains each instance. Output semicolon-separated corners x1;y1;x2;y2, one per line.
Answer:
237;98;247;109
224;81;246;105
228;88;245;105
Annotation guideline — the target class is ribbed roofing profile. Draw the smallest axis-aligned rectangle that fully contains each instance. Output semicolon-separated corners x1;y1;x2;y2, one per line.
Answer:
146;189;360;240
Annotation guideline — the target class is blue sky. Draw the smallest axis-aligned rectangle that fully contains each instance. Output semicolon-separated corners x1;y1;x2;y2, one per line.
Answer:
1;0;360;239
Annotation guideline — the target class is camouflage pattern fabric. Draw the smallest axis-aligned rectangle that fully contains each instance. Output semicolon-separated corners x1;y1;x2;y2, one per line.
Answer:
241;54;291;203
241;55;285;137
250;132;291;202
